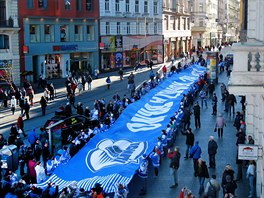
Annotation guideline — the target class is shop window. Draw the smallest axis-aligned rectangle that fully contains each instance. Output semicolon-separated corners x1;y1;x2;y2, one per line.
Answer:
44;25;54;42
27;0;34;9
87;25;94;40
75;25;83;41
30;25;40;43
60;25;69;42
0;34;9;49
65;0;71;10
86;0;92;11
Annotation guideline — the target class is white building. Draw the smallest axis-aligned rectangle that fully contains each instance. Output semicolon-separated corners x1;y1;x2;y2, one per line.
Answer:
99;0;163;70
223;0;240;42
190;0;219;48
0;0;20;85
229;0;264;197
162;0;192;61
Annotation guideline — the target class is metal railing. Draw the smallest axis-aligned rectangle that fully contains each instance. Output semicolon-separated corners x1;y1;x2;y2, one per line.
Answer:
0;19;14;28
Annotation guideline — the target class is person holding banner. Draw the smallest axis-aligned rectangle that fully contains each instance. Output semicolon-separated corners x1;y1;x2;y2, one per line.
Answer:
137;154;148;196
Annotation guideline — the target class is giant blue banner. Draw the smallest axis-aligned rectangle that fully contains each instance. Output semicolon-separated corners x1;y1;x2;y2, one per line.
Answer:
37;65;206;192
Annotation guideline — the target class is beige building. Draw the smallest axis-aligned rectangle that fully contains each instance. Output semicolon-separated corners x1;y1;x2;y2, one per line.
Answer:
0;0;20;85
223;0;240;42
162;0;192;61
190;0;219;48
229;0;264;197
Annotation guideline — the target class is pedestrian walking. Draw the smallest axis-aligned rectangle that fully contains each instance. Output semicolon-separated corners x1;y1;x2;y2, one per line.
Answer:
19;96;25;114
247;160;256;198
204;174;221;198
87;74;93;91
181;128;194;159
81;74;86;91
226;93;237;116
23;98;30;119
215;113;226;138
168;147;181;188
162;65;167;78
196;158;209;195
17;114;27;137
118;68;124;80
208;136;218;168
10;96;17;115
190;141;202;176
211;93;218;115
182;107;192;131
137;154;148;196
43;88;50;102
40;96;47;116
106;76;111;90
18;143;27;176
193;101;201;128
199;89;207;108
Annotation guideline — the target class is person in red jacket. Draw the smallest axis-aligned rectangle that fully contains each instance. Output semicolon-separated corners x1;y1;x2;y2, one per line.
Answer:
162;65;167;78
17;114;27;137
28;156;37;184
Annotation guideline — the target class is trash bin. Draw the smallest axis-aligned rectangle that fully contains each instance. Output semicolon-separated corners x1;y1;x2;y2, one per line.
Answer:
0;147;13;170
7;145;18;171
0;145;18;171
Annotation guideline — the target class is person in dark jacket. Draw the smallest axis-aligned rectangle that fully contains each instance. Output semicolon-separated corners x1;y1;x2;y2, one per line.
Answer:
168;147;181;188
233;111;243;131
208;136;218;168
76;102;84;115
212;93;218;115
64;102;72;117
40;96;47;116
182;107;192;130
196;158;209;195
193;102;201;128
226;94;237;116
23;98;30;119
182;128;195;159
222;164;236;196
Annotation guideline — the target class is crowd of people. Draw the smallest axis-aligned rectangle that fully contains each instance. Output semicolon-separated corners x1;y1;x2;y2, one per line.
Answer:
0;51;254;198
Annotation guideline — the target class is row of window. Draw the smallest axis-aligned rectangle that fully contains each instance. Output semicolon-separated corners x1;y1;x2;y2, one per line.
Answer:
26;0;93;11
103;22;159;35
29;24;95;43
105;0;158;14
164;16;190;31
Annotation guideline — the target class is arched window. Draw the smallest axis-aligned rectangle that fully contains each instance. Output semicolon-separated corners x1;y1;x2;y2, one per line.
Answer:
0;34;9;49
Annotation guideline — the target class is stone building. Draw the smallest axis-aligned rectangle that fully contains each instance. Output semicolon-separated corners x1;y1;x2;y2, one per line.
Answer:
0;0;20;85
229;0;264;197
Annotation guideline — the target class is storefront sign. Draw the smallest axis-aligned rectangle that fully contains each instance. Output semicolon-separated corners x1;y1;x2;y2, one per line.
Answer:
115;35;123;48
99;43;104;50
53;45;78;51
23;46;29;54
238;144;258;160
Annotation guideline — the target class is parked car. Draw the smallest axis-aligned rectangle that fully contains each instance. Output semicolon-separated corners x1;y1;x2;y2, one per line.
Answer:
44;114;100;145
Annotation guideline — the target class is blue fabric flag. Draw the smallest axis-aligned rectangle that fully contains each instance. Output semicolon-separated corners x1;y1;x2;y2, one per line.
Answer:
37;64;206;192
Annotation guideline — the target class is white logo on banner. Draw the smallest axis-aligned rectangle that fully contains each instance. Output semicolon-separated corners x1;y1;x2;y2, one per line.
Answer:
86;139;148;172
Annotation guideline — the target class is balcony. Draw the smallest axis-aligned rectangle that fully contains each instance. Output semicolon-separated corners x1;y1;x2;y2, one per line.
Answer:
229;42;264;94
0;18;14;28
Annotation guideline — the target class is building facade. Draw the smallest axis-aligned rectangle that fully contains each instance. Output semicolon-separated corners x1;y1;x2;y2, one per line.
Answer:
0;0;20;85
162;0;192;61
229;0;264;197
99;0;163;71
190;0;220;49
18;0;99;82
222;0;240;42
